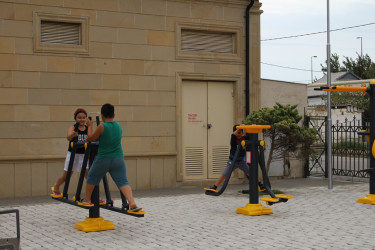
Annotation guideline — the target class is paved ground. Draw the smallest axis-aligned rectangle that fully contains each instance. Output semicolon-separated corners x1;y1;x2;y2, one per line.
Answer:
1;177;375;249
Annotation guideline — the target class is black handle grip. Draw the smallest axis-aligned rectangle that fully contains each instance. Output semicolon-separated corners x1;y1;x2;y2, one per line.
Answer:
74;122;79;132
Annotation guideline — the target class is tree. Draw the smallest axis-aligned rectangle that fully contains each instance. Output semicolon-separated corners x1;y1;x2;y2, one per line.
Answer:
243;103;317;174
320;53;345;73
321;52;375;78
342;53;375;79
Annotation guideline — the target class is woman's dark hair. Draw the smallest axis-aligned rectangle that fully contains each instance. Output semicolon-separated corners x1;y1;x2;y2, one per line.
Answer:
74;108;87;119
101;103;114;118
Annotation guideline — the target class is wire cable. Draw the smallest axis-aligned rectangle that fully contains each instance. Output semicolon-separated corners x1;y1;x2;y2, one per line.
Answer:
261;62;323;72
262;22;375;41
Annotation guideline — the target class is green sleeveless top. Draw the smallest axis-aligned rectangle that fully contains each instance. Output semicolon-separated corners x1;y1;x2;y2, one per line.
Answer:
97;121;124;158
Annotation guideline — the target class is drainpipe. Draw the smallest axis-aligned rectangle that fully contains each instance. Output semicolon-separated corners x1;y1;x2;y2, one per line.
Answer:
245;0;255;117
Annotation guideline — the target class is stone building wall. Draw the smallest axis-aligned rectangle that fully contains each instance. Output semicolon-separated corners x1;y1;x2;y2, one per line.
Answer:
0;0;262;198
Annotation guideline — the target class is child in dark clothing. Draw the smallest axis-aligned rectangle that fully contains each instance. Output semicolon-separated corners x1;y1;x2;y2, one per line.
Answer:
208;124;264;191
51;108;89;197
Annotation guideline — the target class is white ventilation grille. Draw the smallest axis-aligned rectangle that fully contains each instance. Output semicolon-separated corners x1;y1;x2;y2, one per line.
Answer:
181;29;234;53
41;21;80;45
211;146;229;174
184;147;204;175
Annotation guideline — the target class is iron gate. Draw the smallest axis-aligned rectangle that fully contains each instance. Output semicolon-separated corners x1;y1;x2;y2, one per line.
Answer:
306;116;370;178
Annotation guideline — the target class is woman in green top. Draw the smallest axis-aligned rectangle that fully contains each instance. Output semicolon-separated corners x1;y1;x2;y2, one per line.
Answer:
81;103;141;212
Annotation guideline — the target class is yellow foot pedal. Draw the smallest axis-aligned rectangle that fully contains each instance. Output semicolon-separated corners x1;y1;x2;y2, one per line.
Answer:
357;194;375;205
50;186;63;198
127;209;146;215
77;201;94;207
276;194;293;200
258;186;266;192
204;188;218;193
260;197;279;205
50;193;63;198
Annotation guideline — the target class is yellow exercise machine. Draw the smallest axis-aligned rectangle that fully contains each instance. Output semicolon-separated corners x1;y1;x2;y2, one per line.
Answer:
315;80;375;204
50;116;145;232
234;125;293;216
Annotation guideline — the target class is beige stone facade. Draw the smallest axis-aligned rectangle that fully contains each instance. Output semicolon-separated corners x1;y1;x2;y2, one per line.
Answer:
0;0;263;198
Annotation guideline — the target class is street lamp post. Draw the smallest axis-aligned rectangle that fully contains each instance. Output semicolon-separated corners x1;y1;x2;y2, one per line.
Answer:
311;56;317;83
357;37;363;57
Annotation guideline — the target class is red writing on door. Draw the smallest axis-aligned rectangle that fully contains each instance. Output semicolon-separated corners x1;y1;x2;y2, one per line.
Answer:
187;114;203;123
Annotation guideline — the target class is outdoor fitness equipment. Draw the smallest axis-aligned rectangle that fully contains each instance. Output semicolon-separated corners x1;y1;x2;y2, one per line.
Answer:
203;144;264;196
205;125;293;216
0;209;20;249
50;116;145;232
315;80;375;204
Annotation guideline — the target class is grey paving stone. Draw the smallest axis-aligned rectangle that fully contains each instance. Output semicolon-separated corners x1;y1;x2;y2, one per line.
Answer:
1;178;375;249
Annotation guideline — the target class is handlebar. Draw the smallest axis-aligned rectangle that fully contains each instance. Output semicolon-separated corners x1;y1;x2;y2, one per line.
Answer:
237;125;271;134
314;86;368;94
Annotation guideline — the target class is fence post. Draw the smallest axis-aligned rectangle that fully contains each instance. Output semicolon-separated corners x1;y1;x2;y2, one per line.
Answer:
304;115;310;178
325;116;329;178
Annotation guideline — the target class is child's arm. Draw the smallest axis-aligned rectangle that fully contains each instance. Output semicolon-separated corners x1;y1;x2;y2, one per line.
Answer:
66;126;78;141
233;124;245;137
86;124;104;142
233;129;244;137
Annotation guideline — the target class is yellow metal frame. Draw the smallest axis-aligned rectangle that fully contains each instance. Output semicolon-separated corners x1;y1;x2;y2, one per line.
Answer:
236;203;273;216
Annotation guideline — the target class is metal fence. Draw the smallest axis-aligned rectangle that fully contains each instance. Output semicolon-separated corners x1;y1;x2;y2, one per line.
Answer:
306;116;370;178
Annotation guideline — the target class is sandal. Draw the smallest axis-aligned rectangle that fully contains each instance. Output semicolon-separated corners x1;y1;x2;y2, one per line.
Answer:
128;206;142;212
77;199;94;207
99;198;106;206
50;186;62;198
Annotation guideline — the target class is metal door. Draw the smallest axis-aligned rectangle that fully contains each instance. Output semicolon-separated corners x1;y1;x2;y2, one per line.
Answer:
182;80;234;180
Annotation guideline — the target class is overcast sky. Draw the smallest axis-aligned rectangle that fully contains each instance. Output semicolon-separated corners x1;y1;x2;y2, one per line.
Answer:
260;0;375;84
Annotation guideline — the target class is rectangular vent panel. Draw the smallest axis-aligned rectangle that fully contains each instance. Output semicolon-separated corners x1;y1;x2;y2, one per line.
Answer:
41;21;80;45
184;147;204;175
211;146;230;174
181;30;234;53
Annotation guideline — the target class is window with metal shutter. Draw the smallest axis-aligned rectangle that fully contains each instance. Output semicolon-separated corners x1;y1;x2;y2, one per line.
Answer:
41;21;80;45
33;12;89;54
181;29;234;53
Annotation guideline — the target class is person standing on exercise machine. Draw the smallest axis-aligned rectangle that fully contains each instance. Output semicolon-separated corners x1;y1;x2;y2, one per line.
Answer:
207;124;264;192
80;103;141;212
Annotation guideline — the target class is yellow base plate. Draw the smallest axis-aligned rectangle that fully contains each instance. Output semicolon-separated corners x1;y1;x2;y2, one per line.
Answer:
357;194;375;205
236;203;273;216
75;217;115;232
